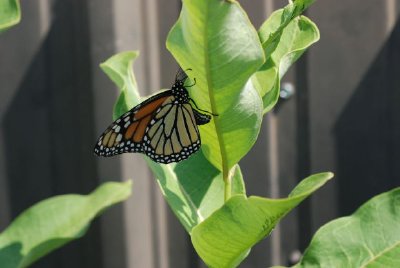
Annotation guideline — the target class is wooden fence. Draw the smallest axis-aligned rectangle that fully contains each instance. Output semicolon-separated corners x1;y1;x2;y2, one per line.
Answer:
0;0;399;267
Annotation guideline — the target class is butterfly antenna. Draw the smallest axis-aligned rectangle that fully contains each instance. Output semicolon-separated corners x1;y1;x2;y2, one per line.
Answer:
189;98;218;116
175;68;193;82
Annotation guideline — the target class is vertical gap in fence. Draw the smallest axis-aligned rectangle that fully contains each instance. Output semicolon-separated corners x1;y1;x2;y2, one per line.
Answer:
295;52;312;252
385;0;397;33
267;113;282;263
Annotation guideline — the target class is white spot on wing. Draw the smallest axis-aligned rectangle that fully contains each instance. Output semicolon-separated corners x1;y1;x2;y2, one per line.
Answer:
116;134;122;142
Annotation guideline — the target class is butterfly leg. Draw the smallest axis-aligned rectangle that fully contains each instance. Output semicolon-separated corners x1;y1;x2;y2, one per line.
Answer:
189;98;218;116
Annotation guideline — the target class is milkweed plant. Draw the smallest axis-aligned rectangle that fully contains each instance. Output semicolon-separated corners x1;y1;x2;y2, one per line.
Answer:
0;0;399;267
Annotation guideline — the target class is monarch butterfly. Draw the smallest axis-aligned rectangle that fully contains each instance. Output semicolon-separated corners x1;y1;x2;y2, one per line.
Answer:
94;68;213;163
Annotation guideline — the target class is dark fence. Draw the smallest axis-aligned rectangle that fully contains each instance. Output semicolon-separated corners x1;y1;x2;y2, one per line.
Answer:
0;0;399;267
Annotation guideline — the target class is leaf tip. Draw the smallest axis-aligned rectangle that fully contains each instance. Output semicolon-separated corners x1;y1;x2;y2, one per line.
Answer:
99;50;140;69
323;171;335;180
93;180;133;202
122;179;133;190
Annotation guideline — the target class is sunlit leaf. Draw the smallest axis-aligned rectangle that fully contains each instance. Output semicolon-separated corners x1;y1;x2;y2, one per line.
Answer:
192;172;333;267
0;181;132;268
167;0;265;170
290;188;400;268
0;0;21;32
254;1;319;113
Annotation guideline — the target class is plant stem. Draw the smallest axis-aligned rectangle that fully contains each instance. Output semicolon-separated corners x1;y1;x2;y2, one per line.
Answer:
223;168;231;201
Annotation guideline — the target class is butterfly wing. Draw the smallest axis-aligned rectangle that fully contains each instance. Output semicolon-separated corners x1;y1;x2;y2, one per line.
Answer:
94;91;172;157
144;102;201;163
94;91;203;163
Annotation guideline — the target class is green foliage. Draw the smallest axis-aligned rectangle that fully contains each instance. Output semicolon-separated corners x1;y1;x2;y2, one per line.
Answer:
101;0;327;262
100;51;141;121
100;0;327;266
166;0;265;171
0;181;132;268
148;157;246;233
0;0;396;267
192;173;333;267
103;50;331;266
101;51;247;233
289;188;400;268
0;0;21;32
253;0;320;113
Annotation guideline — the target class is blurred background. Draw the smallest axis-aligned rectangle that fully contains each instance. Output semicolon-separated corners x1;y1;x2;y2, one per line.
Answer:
1;0;399;267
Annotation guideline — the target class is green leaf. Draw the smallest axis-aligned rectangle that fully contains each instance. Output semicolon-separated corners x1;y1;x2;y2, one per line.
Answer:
292;188;400;268
251;60;280;113
259;0;316;57
100;51;246;233
0;0;21;32
0;181;132;268
166;0;265;171
99;51;141;120
148;155;245;233
191;172;333;268
259;14;319;78
254;2;320;113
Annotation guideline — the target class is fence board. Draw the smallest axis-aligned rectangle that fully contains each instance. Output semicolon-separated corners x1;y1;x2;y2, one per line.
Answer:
307;0;398;234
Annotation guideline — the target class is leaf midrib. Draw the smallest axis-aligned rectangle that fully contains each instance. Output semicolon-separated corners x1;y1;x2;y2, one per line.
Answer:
360;240;400;268
203;0;229;177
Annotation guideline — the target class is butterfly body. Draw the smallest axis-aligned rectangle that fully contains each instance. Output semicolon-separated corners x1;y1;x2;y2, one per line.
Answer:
94;70;211;163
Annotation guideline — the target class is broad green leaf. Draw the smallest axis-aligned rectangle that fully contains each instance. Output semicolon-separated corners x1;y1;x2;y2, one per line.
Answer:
254;2;319;113
99;51;140;120
100;51;246;233
149;156;245;233
292;188;400;268
259;0;315;58
191;172;333;268
0;0;21;32
167;0;265;171
260;15;319;78
0;181;132;268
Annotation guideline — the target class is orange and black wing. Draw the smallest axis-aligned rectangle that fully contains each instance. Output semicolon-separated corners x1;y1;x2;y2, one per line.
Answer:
94;90;207;163
142;102;203;163
94;91;172;157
